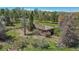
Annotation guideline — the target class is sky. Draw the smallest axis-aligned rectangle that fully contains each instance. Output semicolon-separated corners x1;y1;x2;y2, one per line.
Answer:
24;7;79;12
0;7;79;12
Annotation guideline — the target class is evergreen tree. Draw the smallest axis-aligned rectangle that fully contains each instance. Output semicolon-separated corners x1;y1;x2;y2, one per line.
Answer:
28;11;35;31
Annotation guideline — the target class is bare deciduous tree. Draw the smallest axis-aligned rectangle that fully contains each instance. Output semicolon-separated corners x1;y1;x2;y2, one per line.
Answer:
58;13;79;48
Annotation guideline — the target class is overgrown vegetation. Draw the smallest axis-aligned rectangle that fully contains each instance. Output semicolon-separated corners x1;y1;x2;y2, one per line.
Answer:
0;8;79;51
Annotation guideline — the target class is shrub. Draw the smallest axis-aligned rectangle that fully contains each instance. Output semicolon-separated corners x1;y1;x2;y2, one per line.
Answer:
54;27;61;36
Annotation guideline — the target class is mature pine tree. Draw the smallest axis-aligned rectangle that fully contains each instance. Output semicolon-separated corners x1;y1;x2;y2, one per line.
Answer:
28;11;35;31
